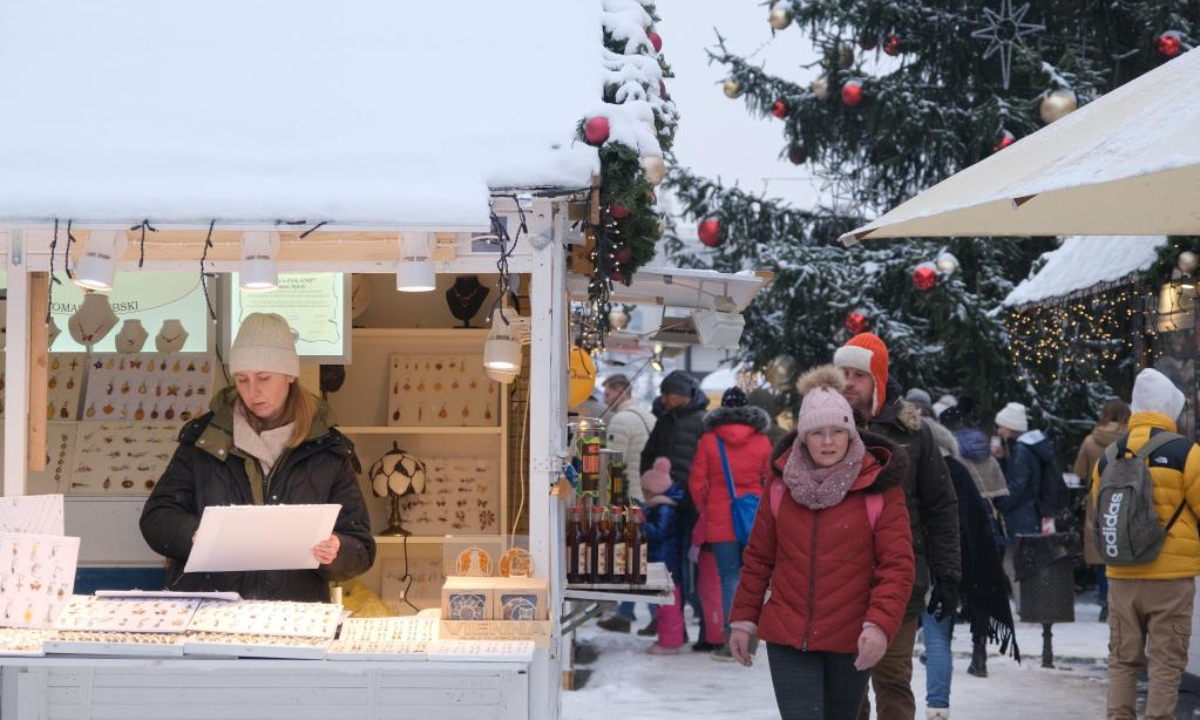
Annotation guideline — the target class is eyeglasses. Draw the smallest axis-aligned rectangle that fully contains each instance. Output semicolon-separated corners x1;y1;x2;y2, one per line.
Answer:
806;428;850;441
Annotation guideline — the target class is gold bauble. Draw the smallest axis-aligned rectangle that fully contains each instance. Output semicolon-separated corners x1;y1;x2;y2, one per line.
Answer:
642;156;667;186
723;79;743;99
608;308;630;332
765;354;797;391
826;41;855;70
769;7;792;30
1039;89;1078;124
811;75;830;100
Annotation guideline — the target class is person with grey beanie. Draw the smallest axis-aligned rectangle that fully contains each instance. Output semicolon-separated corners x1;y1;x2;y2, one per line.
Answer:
141;312;375;602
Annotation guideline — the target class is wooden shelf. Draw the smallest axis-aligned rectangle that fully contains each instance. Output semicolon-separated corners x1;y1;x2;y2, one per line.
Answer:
339;426;502;435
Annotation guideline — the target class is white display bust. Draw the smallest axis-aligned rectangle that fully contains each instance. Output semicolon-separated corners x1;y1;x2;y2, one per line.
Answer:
155;319;189;353
68;293;119;347
114;319;149;353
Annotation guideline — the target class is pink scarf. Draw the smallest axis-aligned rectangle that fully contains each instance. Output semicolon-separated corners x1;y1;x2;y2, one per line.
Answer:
781;432;866;510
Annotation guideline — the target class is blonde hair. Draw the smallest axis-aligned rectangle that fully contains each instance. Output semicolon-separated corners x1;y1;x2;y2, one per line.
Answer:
239;382;316;448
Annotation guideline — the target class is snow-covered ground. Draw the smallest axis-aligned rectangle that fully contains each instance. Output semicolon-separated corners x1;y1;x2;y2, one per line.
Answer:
564;601;1110;719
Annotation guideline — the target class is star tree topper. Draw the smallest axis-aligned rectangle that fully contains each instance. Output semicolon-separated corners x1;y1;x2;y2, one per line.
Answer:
971;0;1044;90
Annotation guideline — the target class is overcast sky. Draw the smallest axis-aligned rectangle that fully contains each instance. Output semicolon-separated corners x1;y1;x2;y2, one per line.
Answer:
656;0;823;210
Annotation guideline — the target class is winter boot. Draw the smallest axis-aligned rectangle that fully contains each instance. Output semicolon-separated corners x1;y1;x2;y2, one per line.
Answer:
646;643;680;656
596;616;631;633
926;709;950;720
691;640;719;652
636;619;658;637
967;639;988;678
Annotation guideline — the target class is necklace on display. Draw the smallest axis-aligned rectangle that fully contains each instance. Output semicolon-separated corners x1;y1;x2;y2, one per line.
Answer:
159;333;183;344
452;283;486;306
74;317;111;344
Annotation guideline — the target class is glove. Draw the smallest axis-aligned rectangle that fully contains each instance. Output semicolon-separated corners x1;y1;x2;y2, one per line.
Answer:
854;623;887;671
926;576;960;622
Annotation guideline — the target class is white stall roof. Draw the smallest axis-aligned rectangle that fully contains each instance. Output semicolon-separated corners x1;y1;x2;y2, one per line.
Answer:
1003;236;1166;307
0;1;604;227
568;268;773;312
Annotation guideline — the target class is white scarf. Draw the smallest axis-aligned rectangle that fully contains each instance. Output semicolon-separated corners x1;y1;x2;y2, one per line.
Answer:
233;408;295;476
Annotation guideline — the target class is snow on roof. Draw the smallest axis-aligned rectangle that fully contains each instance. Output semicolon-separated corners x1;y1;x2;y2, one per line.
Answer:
0;1;606;227
1002;236;1167;307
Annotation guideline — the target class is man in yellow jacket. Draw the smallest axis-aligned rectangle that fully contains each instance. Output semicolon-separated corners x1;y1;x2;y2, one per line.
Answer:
1091;368;1200;720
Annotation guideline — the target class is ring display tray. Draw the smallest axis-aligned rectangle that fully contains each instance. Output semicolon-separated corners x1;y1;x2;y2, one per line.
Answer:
183;632;331;660
0;628;47;656
45;631;186;657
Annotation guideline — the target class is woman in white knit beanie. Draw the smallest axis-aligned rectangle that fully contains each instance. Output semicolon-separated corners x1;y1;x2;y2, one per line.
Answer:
140;313;375;602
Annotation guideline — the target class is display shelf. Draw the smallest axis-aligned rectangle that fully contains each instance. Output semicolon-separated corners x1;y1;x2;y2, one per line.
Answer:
340;426;502;436
373;535;449;545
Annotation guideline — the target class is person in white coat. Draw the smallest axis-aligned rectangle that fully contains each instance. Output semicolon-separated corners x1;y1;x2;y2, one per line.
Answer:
597;373;658;634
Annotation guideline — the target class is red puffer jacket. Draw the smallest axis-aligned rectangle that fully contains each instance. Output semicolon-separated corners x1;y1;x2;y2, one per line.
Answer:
729;431;914;653
688;406;773;544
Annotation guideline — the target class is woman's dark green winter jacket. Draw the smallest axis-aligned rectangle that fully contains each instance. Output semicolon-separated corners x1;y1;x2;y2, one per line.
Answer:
140;388;376;602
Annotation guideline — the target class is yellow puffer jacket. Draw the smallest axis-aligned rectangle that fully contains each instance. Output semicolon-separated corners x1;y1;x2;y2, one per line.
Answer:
1091;412;1200;579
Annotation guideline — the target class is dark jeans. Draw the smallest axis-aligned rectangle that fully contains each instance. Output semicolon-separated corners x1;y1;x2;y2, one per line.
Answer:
710;541;743;633
615;601;658;622
767;643;871;720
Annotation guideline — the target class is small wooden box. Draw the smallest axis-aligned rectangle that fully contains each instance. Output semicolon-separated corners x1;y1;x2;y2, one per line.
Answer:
441;577;495;621
492;577;548;621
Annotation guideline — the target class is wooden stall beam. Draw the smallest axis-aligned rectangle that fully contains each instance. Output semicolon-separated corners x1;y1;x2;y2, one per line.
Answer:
28;273;49;472
4;231;30;496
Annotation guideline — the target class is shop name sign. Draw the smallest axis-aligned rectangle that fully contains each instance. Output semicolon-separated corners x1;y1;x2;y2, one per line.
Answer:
439;620;553;647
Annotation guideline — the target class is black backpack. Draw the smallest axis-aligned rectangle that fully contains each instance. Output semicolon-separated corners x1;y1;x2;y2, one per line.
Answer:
1036;447;1071;523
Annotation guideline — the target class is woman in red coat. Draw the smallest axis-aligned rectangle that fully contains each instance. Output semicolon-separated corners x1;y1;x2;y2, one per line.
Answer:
687;386;772;657
729;365;914;720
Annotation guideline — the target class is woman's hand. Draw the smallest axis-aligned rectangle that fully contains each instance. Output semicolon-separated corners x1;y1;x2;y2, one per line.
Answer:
729;628;754;667
312;534;341;565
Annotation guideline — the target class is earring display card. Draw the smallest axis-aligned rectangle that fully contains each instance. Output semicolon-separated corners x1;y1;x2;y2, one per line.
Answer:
0;495;65;535
44;631;186;657
390;457;500;537
386;354;499;427
0;532;80;629
81;353;214;424
54;595;200;634
0;628;47;656
0;352;86;421
187;600;343;639
329;616;438;660
69;422;180;496
381;556;444;616
182;632;331;660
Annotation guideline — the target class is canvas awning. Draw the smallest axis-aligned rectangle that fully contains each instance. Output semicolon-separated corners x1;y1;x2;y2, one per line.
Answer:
839;48;1200;244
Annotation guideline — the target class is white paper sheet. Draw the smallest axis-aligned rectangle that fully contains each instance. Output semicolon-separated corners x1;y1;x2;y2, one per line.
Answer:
0;495;65;535
95;590;241;602
184;504;340;573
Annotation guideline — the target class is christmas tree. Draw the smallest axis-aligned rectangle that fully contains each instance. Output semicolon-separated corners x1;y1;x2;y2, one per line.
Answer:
665;0;1197;433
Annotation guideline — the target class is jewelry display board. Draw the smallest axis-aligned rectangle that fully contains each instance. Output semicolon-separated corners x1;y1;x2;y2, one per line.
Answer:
54;595;200;633
394;457;500;536
80;353;214;423
187;600;342;639
0;628;47;656
182;632;332;660
69;422;179;496
386;354;499;427
0;533;80;629
0;352;86;420
381;556;443;616
44;631;186;657
328;616;438;660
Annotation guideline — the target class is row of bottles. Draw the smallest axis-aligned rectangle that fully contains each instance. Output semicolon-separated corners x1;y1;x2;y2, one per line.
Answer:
566;505;647;585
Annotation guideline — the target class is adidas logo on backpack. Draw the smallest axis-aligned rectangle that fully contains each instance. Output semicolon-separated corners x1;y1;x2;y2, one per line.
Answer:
1093;432;1186;566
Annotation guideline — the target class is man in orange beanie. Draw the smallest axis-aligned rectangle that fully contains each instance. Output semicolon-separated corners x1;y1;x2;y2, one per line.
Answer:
834;333;961;720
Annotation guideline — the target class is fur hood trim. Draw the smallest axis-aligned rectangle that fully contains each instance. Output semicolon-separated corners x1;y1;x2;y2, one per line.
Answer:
704;405;771;433
796;364;846;395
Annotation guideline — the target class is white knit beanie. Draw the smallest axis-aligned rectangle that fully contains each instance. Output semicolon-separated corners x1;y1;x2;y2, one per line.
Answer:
230;313;300;377
994;402;1028;433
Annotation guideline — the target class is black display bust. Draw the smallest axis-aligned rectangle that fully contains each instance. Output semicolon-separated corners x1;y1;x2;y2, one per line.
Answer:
445;275;490;328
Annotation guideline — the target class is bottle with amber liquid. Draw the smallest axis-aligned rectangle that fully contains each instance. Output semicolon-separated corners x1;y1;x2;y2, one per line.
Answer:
566;506;586;584
626;506;647;585
610;506;627;584
598;507;616;583
587;506;605;584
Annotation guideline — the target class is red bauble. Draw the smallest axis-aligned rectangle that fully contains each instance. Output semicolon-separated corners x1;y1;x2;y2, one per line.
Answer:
841;81;864;107
771;99;788;118
883;35;901;56
1157;31;1183;57
647;32;663;53
609;203;630;219
698;219;722;248
992;130;1015;153
611;270;626;283
584;116;610;145
845;312;870;335
858;34;877;51
787;145;807;165
912;265;938;291
616;247;633;263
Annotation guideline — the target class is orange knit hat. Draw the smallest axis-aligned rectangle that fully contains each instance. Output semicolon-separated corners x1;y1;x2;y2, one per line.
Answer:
833;333;889;416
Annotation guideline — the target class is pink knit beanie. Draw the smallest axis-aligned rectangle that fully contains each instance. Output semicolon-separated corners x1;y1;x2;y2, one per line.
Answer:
795;365;858;436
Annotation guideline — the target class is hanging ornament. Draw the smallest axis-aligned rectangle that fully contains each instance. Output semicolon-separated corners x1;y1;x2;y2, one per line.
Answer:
647;31;663;53
1178;251;1199;275
883;35;901;56
787;145;807;165
769;6;792;30
723;79;743;98
642;156;667;185
992;129;1016;153
841;80;865;107
610;270;626;284
845;311;870;335
826;41;855;70
608;307;631;332
858;34;878;51
935;251;959;274
912;263;938;291
811;75;830;100
584;116;610;145
616;247;633;263
1157;31;1183;58
698;219;722;248
608;203;630;220
971;0;1044;90
1038;89;1078;124
771;99;789;119
766;355;797;391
